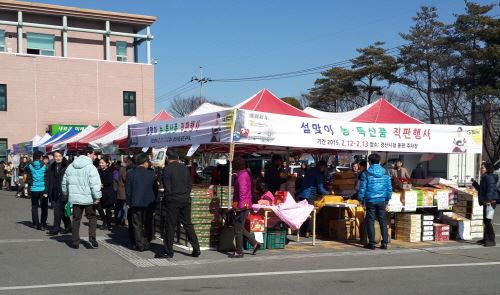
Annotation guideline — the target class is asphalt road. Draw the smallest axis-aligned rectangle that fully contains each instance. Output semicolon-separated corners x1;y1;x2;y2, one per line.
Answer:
0;190;499;295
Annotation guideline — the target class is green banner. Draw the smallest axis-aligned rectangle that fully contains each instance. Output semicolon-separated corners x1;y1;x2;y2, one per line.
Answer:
50;124;89;135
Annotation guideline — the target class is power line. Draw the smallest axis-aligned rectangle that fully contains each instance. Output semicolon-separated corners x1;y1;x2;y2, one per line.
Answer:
155;81;194;101
155;83;199;104
209;46;401;83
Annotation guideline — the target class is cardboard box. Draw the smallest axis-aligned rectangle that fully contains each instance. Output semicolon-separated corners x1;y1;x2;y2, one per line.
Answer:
422;215;434;221
400;191;418;206
333;172;357;180
434;224;450;232
422;236;434;241
470;232;483;239
422;220;434;226
396;227;422;234
470;225;484;233
471;220;483;226
329;219;359;241
333;178;357;185
396;213;421;220
434;234;450;241
422;231;434;236
423;226;434;231
332;184;356;191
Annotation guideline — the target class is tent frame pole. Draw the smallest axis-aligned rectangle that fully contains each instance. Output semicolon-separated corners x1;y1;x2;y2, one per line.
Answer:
227;110;238;208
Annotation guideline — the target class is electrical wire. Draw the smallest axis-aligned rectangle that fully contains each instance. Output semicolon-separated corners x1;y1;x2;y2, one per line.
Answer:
209;46;401;83
155;83;199;104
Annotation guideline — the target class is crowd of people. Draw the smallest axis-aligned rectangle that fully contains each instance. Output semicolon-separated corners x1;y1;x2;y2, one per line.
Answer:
8;148;203;260
3;149;499;259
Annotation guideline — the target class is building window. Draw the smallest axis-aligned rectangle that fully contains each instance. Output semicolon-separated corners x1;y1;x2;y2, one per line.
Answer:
116;41;127;62
0;84;6;111
0;138;7;162
27;33;55;56
0;30;5;52
123;91;136;116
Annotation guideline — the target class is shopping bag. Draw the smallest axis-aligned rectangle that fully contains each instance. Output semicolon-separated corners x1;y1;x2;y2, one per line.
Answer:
217;226;236;252
64;202;73;218
486;204;495;220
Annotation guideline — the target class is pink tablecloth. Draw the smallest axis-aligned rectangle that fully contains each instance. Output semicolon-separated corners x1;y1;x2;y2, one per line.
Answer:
252;193;314;230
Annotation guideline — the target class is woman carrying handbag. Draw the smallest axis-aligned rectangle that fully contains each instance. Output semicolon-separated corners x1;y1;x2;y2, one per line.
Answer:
228;157;261;258
472;162;499;247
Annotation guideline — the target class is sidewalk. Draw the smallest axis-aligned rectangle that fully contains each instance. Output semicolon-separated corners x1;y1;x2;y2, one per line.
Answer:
0;189;490;267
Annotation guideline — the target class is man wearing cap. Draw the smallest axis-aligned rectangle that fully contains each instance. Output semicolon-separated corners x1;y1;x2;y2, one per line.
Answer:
157;149;200;260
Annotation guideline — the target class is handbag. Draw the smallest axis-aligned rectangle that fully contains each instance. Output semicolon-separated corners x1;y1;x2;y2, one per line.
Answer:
486;204;495;220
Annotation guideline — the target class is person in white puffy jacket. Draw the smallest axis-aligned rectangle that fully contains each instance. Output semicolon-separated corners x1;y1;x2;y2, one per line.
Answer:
62;147;102;249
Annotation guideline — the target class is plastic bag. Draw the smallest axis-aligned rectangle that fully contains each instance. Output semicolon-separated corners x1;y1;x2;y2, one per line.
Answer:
64;202;73;218
486;204;495;220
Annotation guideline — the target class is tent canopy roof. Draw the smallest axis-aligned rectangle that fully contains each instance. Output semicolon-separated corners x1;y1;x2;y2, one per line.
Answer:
151;110;174;121
189;89;315;118
304;98;423;124
90;117;142;147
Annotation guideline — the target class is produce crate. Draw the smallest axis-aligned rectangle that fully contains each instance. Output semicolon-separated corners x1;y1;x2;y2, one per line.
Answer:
266;228;286;249
244;232;267;251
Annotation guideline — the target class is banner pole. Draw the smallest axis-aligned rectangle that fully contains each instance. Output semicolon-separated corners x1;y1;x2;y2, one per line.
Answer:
227;109;237;208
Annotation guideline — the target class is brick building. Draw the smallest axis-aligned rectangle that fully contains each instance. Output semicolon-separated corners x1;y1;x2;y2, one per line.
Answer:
0;0;156;159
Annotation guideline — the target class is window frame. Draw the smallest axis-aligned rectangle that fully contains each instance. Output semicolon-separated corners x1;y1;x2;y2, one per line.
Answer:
0;84;6;112
0;138;7;162
116;41;128;62
0;30;5;52
26;32;55;56
123;91;136;116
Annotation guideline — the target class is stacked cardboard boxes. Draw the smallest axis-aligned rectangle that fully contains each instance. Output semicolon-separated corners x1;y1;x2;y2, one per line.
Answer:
421;215;435;241
455;190;483;239
178;186;221;248
441;212;472;240
395;213;422;242
332;172;357;196
214;185;232;208
434;224;450;241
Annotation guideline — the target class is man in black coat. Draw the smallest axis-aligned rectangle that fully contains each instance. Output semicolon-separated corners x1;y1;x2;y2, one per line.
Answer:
157;149;200;260
47;151;71;235
264;155;287;195
126;153;157;252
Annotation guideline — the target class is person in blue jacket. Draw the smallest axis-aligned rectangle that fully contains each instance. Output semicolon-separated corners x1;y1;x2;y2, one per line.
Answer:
297;160;330;237
27;151;48;231
358;153;392;250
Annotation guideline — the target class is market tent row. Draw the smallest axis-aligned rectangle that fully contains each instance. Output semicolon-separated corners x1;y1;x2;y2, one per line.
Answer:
36;128;82;153
128;89;481;155
45;125;97;152
89;117;142;149
65;121;116;151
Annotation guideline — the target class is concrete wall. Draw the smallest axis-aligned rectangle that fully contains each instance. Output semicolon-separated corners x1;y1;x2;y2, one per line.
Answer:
0;53;154;146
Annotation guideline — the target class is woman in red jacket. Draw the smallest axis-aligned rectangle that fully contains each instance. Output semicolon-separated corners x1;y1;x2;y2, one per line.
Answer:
229;157;260;258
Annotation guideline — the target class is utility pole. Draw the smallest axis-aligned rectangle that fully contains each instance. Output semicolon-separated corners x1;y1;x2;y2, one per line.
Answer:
191;66;209;98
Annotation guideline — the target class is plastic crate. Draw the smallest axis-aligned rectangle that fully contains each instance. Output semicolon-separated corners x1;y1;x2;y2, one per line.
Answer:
266;228;286;249
244;232;266;251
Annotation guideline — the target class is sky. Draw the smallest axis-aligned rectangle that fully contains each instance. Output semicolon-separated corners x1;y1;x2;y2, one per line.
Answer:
37;0;499;111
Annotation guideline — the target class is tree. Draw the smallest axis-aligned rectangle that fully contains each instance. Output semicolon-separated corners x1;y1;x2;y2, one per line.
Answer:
281;97;303;110
351;41;399;104
168;96;230;117
306;67;359;112
452;1;499;124
398;6;455;124
306;42;398;112
451;1;500;162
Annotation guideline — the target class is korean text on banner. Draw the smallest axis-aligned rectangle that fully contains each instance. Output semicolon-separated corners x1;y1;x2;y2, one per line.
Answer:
128;110;234;148
232;110;482;154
